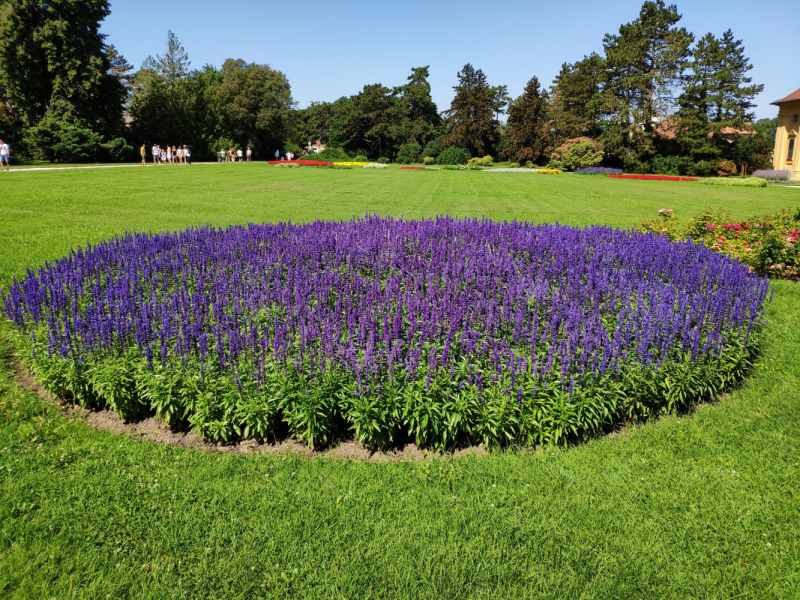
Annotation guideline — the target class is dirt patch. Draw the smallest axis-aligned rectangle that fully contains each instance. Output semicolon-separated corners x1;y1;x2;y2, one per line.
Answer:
11;358;487;461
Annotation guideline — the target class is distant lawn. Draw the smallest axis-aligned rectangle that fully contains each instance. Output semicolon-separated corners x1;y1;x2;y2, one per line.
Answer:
0;164;798;599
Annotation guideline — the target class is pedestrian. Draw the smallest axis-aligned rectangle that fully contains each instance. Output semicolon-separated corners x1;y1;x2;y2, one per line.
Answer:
246;147;252;162
140;143;146;166
152;144;159;165
184;146;191;165
237;148;243;163
166;145;172;164
0;139;10;171
275;149;280;161
160;148;167;164
176;146;183;164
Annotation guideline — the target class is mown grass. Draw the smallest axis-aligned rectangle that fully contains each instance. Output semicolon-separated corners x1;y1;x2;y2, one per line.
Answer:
0;164;798;599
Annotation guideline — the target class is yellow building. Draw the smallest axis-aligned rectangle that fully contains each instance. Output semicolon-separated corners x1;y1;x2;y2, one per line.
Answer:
771;87;800;179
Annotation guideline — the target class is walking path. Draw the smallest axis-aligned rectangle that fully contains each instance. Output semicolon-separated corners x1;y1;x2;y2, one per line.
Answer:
2;163;214;172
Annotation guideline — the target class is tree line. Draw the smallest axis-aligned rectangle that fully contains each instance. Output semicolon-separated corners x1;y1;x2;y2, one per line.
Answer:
0;0;775;173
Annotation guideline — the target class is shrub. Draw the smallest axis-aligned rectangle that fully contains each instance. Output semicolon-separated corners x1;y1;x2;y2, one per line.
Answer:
395;142;422;164
307;147;351;162
692;161;717;177
436;146;470;165
548;137;603;171
640;207;800;279
717;160;738;177
353;155;369;163
752;169;790;182
467;156;493;168
422;137;444;159
423;156;435;165
650;155;681;176
525;161;534;169
574;167;623;175
99;137;133;162
508;162;520;169
4;217;770;450
377;157;390;164
700;177;768;188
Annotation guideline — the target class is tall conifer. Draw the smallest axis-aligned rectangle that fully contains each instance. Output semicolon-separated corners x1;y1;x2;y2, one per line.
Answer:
444;64;497;157
502;77;549;165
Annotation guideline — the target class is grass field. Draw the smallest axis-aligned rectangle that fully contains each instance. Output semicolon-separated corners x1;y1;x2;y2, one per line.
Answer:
1;164;799;599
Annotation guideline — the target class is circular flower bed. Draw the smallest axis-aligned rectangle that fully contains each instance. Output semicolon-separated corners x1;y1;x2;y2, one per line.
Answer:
2;217;770;449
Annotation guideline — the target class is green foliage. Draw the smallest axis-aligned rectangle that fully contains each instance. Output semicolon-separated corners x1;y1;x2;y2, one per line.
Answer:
548;54;605;147
353;154;369;162
395;142;422;164
718;159;738;177
650;154;681;175
436;146;470;165
443;64;498;157
99;137;133;162
422;136;444;159
423;156;435;165
701;177;767;188
548;137;603;171
467;156;493;168
502;76;549;165
377;156;390;164
23;101;103;163
309;147;351;162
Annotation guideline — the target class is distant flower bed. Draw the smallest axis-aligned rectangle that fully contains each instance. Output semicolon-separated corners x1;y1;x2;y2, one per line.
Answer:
363;164;388;169
640;207;800;280
575;167;623;175
3;217;770;451
400;166;425;170
700;177;767;188
533;169;562;174
609;174;698;182
752;169;791;182
333;162;378;167
267;160;332;167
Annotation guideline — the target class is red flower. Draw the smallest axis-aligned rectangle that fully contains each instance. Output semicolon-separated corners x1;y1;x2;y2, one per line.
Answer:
607;174;698;182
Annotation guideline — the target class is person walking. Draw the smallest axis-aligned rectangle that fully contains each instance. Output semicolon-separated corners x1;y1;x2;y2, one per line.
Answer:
246;147;252;162
152;144;159;165
176;146;183;164
184;146;191;165
275;149;279;161
0;140;10;171
140;143;147;166
160;148;167;164
237;148;243;163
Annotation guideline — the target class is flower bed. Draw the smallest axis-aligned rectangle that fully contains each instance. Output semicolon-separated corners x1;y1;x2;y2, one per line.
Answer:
700;177;768;188
752;169;791;182
640;208;800;279
575;167;623;175
609;174;698;182
400;166;425;170
267;160;332;167
3;217;769;450
333;162;378;167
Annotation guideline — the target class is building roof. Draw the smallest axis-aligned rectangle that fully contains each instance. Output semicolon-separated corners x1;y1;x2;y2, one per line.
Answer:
771;87;800;105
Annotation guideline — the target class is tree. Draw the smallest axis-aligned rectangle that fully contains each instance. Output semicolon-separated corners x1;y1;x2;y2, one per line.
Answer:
601;1;694;170
502;76;549;165
335;84;396;158
393;66;441;147
443;64;498;157
547;54;605;147
489;85;511;121
216;59;295;157
0;0;125;151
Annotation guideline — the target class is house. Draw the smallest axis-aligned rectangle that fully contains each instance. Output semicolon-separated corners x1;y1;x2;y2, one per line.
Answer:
771;87;800;180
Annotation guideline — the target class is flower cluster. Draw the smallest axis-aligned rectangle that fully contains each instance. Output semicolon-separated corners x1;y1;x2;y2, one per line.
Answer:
3;216;770;449
363;164;388;169
332;162;378;167
400;166;425;170
533;169;562;174
609;174;698;182
640;208;800;280
574;167;623;175
267;160;333;167
752;169;790;182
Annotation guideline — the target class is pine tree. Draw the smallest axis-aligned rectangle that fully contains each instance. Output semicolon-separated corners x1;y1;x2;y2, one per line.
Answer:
393;66;441;147
502;77;549;165
547;54;605;147
600;1;693;170
443;64;497;157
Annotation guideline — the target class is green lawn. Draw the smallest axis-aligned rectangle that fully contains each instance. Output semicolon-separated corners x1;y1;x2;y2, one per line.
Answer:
1;164;798;599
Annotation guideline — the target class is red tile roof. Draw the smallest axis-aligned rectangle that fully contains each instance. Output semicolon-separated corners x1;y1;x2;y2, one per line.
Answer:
771;87;800;105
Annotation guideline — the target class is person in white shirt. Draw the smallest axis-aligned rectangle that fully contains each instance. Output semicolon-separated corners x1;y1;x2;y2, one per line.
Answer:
0;140;10;171
152;145;159;165
237;148;243;162
246;147;252;162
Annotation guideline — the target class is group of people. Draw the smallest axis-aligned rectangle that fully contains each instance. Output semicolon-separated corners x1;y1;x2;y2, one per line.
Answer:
218;147;252;163
143;144;191;165
275;150;299;161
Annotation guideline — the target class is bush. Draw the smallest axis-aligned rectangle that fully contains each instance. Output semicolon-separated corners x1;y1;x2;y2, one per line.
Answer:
752;169;791;182
701;177;768;188
308;147;351;162
24;116;102;163
436;146;470;165
422;137;444;159
691;160;717;177
525;161;534;169
548;137;603;171
650;155;681;176
423;156;435;165
284;142;302;155
467;156;493;168
377;157;390;164
395;142;422;164
99;137;134;162
353;155;369;163
508;162;520;169
640;207;800;279
718;160;738;177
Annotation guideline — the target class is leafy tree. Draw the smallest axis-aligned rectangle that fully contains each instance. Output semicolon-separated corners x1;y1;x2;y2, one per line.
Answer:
436;146;470;165
444;64;498;157
335;84;396;158
601;1;693;170
547;54;605;147
502;76;549;165
395;142;422;164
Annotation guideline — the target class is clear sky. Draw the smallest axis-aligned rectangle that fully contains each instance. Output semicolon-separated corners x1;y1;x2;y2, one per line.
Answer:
102;0;797;121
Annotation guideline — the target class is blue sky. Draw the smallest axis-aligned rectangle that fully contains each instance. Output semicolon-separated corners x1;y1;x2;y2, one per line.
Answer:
102;0;796;121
